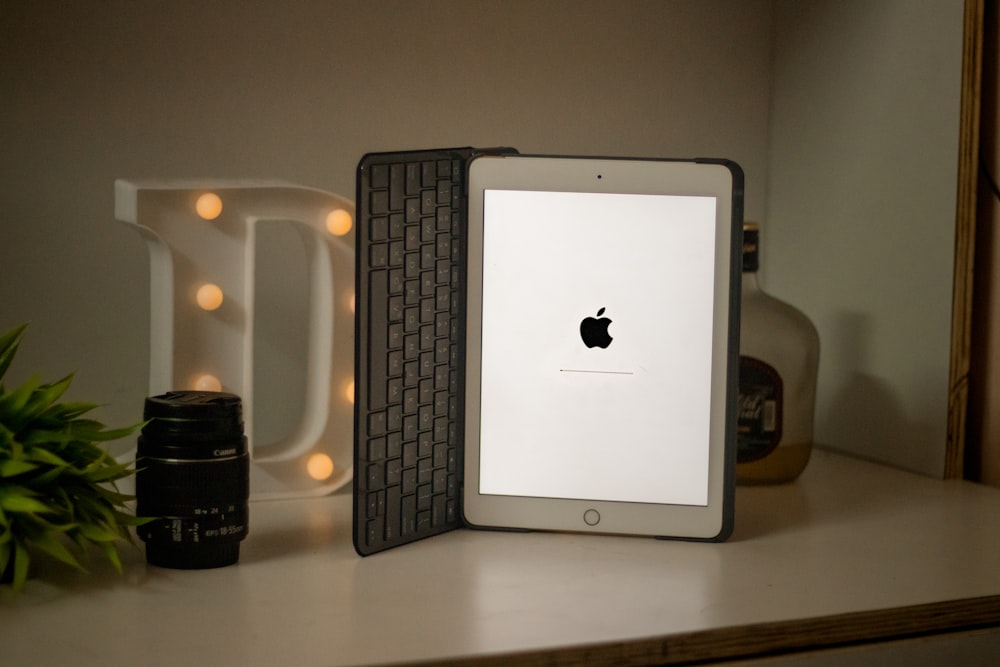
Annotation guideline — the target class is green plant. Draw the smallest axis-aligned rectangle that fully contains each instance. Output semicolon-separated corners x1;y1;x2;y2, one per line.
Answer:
0;324;146;593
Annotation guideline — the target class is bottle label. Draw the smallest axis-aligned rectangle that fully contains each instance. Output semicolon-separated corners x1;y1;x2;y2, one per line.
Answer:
737;356;783;463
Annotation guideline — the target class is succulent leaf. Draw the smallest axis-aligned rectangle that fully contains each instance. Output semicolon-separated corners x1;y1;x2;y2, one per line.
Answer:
30;531;85;571
98;540;123;574
0;487;53;514
12;542;29;593
0;323;28;381
0;459;37;478
0;376;41;426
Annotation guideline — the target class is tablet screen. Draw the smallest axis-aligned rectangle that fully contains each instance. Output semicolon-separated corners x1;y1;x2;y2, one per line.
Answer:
478;189;717;507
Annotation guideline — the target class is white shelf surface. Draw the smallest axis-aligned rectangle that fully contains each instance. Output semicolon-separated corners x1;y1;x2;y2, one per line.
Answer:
3;449;1000;665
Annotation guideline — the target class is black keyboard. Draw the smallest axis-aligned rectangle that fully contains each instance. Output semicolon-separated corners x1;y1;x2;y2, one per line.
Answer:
353;147;513;555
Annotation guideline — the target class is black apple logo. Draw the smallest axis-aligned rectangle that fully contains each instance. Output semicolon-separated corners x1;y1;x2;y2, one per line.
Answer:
579;307;613;349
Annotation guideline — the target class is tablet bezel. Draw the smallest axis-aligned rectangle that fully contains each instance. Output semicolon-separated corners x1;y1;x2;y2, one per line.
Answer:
463;154;742;541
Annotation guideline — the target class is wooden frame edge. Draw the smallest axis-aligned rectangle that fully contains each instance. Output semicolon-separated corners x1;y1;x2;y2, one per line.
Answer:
947;0;986;479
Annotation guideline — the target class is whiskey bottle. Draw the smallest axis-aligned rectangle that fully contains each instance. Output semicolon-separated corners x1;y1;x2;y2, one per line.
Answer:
736;222;820;483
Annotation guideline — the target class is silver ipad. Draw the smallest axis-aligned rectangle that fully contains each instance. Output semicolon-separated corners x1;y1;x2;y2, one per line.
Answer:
464;155;742;541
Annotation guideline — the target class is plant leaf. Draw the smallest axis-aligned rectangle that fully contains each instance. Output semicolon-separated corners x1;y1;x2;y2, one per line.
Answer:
77;523;121;543
37;401;96;424
29;532;84;571
93;485;136;506
0;323;28;382
82;459;134;484
12;541;30;593
115;511;157;527
0;487;53;514
67;420;140;443
0;421;16;449
97;540;123;573
23;446;71;468
0;375;41;424
0;459;37;478
15;375;74;424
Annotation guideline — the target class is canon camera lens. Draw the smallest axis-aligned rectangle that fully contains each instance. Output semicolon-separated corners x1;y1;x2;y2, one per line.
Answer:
136;391;249;569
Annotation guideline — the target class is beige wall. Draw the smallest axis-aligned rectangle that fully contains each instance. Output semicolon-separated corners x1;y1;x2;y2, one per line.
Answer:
765;0;964;477
0;0;772;446
0;1;970;477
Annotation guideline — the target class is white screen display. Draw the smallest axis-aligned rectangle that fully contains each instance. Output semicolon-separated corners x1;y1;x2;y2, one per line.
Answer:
477;189;718;507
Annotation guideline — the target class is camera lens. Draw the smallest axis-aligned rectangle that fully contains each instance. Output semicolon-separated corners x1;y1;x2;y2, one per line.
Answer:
136;391;249;569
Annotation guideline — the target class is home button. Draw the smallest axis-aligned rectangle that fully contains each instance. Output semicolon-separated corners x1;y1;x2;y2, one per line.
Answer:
583;509;601;526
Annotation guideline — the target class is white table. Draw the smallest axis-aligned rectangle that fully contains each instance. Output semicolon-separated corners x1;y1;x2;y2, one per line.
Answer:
3;449;1000;665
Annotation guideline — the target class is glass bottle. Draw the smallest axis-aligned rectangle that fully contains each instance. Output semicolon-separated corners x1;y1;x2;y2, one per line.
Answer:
736;222;820;483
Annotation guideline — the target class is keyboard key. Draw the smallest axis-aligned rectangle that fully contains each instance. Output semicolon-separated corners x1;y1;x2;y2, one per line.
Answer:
421;190;436;215
417;484;432;511
389;164;404;210
370;243;387;267
402;468;417;494
385;485;401;541
368;412;386;437
387;432;402;458
436;233;451;258
386;458;402;485
371;190;389;215
432;495;446;527
405;163;420;195
389;213;404;238
436;206;451;230
368;437;386;461
437;181;451;205
388;241;404;266
388;323;403;348
367;463;384;489
371;217;388;241
401;495;416;536
433;467;447;493
388;269;404;294
387;405;402;431
387;352;402;376
387;378;402;404
367;517;383;546
421;161;436;187
370;164;389;188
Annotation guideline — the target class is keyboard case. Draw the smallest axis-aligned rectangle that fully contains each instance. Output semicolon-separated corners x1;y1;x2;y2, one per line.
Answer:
353;147;516;555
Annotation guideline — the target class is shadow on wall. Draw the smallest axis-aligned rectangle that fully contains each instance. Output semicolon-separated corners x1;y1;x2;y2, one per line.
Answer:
820;311;939;471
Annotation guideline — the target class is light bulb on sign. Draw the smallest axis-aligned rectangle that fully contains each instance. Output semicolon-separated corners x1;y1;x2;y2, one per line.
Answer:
307;453;335;481
325;209;353;236
193;374;222;392
195;193;224;220
196;283;224;311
